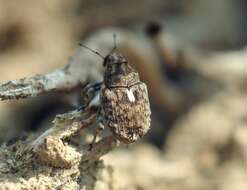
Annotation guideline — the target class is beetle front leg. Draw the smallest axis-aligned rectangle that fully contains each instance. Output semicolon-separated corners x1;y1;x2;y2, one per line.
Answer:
90;122;105;150
79;82;103;112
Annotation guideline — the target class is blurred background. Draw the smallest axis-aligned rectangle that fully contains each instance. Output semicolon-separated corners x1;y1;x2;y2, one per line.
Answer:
1;0;247;189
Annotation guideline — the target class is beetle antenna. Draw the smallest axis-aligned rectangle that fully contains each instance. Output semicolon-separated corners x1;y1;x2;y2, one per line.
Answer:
113;33;117;50
79;43;104;60
109;33;117;54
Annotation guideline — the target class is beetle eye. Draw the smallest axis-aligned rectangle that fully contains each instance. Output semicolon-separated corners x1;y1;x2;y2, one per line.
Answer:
103;59;107;67
103;55;110;67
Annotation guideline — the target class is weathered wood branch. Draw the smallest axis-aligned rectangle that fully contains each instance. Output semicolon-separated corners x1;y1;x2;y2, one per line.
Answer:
0;107;119;189
0;70;78;100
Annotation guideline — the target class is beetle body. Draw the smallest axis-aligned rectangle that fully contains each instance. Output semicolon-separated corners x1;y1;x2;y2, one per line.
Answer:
100;53;151;143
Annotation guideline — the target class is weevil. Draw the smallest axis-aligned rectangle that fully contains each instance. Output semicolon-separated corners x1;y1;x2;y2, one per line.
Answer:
79;35;151;144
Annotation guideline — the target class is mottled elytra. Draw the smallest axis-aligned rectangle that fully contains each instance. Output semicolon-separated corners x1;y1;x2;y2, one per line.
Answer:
79;35;151;143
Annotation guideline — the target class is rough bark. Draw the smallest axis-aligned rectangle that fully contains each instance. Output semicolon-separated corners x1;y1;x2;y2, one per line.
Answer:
0;108;119;189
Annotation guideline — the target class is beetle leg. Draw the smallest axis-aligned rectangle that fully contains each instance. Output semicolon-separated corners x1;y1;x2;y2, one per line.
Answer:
89;122;105;150
83;82;103;94
79;82;103;112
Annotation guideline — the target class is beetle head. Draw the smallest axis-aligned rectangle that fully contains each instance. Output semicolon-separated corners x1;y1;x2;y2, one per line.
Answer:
103;52;133;74
79;34;140;87
103;52;139;87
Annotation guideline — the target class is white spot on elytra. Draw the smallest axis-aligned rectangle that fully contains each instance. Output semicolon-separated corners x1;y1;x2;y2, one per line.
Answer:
126;89;135;102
